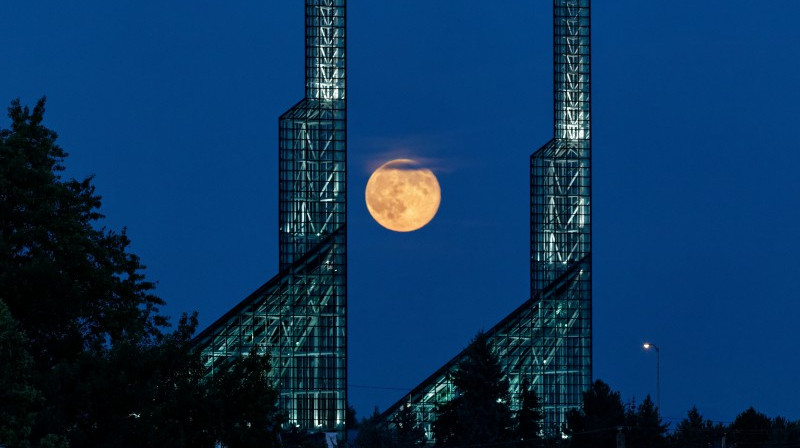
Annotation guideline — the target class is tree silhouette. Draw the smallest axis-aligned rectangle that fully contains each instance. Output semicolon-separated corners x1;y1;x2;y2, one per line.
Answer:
565;380;625;448
730;407;772;448
625;395;667;448
0;300;40;447
432;331;513;447
0;98;168;367
0;98;283;447
394;404;426;448
670;406;725;448
515;377;543;448
357;408;395;448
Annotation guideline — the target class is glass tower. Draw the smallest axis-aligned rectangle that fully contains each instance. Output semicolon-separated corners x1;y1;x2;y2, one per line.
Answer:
379;0;590;437
530;0;591;430
193;0;346;435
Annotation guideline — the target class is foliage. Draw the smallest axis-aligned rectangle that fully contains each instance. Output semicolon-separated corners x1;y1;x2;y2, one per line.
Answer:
207;347;285;448
0;98;283;448
357;408;396;448
355;405;425;448
0;98;167;366
730;407;773;448
624;395;667;448
719;407;800;448
515;378;543;448
563;385;800;448
347;404;359;430
393;404;426;448
281;426;327;448
0;299;40;448
669;406;725;448
564;380;625;448
34;314;203;447
768;416;800;448
432;331;513;447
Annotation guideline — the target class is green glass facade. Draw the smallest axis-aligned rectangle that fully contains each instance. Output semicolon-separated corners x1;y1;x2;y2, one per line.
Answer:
530;0;591;429
380;0;591;438
193;0;346;434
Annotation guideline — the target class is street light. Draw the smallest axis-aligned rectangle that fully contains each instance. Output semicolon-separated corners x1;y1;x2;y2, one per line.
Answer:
643;342;660;410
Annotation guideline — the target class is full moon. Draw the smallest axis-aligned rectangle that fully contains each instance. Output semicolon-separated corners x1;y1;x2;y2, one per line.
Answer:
365;159;441;232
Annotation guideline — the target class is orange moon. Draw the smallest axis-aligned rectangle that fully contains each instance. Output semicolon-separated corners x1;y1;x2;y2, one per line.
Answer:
365;159;441;232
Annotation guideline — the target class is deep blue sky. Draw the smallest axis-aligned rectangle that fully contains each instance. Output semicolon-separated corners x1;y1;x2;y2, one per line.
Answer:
3;1;799;426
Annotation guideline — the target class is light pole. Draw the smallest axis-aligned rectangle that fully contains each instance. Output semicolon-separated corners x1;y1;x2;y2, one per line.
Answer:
643;342;660;410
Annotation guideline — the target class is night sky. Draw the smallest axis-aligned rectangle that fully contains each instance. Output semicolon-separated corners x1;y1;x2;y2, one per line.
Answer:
3;1;799;426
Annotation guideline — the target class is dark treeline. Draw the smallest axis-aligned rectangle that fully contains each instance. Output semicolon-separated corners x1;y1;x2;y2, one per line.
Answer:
0;100;300;448
355;333;800;448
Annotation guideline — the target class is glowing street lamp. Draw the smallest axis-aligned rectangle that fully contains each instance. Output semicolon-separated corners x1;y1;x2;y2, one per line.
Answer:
643;342;660;410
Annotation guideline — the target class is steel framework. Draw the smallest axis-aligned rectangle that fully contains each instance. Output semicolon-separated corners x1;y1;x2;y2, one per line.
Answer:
192;0;346;435
530;0;591;429
380;0;591;438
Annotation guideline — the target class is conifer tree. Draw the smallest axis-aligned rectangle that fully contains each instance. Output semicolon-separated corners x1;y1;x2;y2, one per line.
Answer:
565;380;625;448
730;407;772;448
394;404;426;448
625;395;667;448
670;406;725;448
515;378;543;448
432;331;513;447
357;408;395;448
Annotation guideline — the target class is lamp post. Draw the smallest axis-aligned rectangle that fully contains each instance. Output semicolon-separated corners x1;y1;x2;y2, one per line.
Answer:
643;342;660;410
